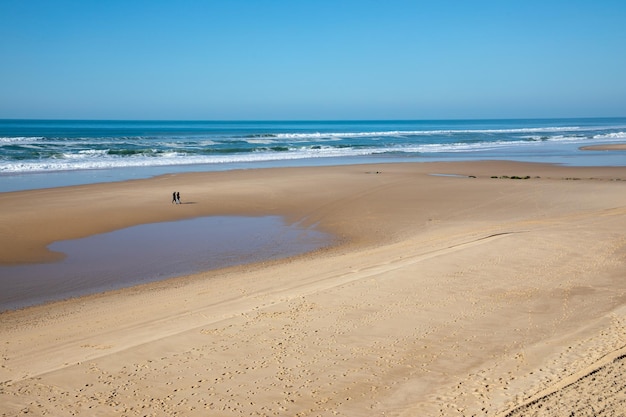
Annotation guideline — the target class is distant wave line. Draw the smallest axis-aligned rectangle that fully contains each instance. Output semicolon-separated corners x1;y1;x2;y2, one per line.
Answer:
0;126;589;143
268;126;587;139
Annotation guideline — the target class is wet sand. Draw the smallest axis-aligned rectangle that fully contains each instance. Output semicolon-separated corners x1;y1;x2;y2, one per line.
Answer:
1;161;626;416
580;143;626;151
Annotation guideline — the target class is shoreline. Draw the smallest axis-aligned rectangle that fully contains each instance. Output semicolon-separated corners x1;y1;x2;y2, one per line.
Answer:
2;160;626;415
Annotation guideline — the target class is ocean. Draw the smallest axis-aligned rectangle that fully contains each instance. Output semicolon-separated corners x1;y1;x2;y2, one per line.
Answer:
1;118;626;192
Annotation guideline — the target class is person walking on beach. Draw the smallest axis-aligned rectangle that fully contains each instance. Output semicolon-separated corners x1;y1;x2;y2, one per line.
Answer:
176;192;181;204
172;191;177;204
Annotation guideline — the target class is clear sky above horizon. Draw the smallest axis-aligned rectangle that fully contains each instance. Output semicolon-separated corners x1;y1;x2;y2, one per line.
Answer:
1;0;625;120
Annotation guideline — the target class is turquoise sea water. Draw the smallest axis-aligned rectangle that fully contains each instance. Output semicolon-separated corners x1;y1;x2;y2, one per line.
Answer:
1;118;625;192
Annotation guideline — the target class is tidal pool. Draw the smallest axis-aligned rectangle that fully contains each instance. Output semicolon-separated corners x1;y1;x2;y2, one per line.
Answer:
0;216;333;311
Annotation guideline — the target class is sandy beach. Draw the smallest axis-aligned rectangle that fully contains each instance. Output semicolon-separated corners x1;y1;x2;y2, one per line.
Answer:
1;160;626;416
580;143;626;151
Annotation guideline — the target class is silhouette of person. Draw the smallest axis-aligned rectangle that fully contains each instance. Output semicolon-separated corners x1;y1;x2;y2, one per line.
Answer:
172;191;177;204
176;192;181;204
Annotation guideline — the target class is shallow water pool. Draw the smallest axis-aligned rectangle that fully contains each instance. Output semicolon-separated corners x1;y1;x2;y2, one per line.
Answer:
0;216;333;311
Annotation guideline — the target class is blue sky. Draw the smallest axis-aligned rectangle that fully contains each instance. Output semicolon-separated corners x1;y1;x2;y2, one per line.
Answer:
1;1;625;120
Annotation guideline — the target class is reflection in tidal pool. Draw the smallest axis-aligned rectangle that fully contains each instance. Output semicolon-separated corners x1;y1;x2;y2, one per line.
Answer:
0;216;332;311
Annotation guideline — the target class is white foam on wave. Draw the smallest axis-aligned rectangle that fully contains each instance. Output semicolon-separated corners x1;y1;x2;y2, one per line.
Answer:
0;146;389;173
1;128;624;174
594;131;626;140
0;139;529;173
0;136;45;144
0;141;558;173
75;149;108;157
161;139;218;148
246;139;277;145
273;126;583;140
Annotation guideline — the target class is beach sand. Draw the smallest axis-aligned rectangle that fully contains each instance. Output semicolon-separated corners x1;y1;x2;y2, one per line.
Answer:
580;143;626;151
1;161;626;416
